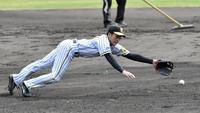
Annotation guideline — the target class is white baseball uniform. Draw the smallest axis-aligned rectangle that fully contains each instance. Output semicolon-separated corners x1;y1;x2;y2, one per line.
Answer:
12;34;129;89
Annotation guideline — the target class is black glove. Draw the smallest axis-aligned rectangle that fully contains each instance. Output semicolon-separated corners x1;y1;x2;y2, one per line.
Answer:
154;60;174;76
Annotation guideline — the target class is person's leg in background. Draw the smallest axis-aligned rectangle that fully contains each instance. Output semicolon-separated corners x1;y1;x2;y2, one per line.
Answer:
103;0;118;28
115;0;127;27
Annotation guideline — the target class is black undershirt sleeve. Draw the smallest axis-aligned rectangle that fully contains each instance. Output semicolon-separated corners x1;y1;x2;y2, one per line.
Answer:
104;53;124;73
123;53;153;64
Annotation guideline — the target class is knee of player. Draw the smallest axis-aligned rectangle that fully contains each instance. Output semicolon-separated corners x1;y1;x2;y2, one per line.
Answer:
50;73;61;82
30;59;45;70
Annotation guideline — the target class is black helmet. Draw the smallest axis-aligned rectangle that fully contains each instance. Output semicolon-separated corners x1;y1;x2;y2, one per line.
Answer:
107;25;125;37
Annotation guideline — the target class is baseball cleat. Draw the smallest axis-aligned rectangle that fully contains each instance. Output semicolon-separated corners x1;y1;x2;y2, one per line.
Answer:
8;75;16;95
117;21;127;27
20;82;31;97
104;21;118;28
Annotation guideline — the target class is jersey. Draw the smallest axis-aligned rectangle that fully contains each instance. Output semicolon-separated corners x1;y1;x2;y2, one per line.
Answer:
75;34;130;58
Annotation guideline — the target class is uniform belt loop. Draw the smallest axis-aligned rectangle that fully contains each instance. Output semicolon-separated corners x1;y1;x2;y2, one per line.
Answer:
73;39;77;43
73;39;79;57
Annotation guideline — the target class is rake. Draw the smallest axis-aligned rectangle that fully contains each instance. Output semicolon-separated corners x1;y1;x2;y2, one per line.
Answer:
143;0;194;30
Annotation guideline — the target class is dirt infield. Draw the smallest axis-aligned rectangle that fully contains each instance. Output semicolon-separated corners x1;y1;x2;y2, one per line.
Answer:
0;8;200;113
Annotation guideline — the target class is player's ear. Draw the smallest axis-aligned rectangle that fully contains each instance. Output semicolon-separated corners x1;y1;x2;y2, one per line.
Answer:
107;33;112;38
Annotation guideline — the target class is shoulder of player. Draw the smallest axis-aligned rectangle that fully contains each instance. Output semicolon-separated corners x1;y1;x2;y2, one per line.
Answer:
114;44;123;48
114;44;129;51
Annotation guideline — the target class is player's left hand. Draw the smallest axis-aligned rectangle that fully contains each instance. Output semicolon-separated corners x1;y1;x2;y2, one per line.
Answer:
153;59;174;76
122;70;135;79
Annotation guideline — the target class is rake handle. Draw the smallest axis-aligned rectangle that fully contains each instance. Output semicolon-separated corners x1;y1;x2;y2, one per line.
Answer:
143;0;182;26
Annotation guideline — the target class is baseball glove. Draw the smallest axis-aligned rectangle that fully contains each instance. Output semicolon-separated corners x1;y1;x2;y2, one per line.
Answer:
154;60;174;76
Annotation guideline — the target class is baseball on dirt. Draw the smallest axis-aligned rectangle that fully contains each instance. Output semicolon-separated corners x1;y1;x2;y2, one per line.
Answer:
179;79;185;85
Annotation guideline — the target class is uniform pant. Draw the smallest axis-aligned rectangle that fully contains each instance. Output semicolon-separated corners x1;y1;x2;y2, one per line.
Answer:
103;0;127;24
13;40;76;89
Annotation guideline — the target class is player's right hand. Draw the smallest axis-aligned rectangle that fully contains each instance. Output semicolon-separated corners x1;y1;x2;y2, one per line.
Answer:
122;70;135;79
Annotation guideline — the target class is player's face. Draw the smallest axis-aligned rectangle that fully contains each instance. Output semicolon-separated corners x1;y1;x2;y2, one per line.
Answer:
108;33;122;46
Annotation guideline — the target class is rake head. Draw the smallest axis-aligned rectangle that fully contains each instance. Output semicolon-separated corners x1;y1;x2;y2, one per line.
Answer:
172;24;194;30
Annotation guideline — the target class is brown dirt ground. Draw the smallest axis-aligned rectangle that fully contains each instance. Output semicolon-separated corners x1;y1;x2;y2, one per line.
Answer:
0;8;200;113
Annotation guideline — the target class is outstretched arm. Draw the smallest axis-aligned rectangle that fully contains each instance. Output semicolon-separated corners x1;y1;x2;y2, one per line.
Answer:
123;53;154;64
104;53;135;79
123;53;174;76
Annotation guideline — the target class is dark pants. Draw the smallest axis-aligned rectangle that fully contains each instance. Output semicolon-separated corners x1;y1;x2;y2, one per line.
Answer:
103;0;127;24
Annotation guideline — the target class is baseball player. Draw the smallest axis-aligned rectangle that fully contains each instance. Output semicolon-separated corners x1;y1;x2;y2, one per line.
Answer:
103;0;127;28
8;25;173;97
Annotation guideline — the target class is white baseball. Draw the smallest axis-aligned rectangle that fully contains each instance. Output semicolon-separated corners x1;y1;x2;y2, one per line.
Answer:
179;80;185;85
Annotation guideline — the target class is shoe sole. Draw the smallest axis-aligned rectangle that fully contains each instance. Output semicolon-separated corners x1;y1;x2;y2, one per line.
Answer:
104;22;119;28
118;24;127;27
